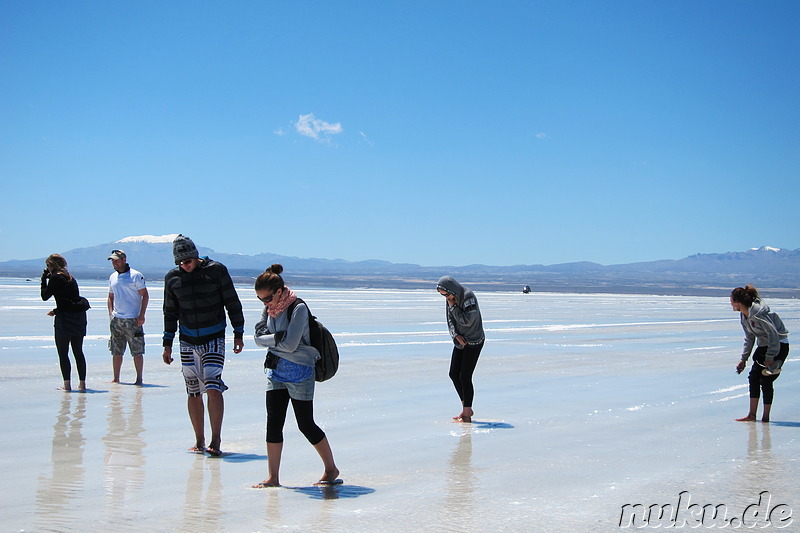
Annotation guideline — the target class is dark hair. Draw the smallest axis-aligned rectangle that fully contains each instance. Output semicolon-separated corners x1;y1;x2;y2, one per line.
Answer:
46;253;72;281
46;253;68;273
254;264;285;292
731;284;760;307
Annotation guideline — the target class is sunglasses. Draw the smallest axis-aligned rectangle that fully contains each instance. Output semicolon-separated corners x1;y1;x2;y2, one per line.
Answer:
258;290;279;303
177;258;195;266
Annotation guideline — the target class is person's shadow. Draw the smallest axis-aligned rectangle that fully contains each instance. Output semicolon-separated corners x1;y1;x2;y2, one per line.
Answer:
215;452;267;463
470;420;515;430
768;421;800;428
291;484;375;500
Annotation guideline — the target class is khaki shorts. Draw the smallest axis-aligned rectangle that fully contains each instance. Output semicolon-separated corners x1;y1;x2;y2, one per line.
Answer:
109;317;145;356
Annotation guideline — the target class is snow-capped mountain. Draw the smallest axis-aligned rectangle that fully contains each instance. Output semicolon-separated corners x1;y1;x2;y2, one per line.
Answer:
116;234;180;244
2;236;798;296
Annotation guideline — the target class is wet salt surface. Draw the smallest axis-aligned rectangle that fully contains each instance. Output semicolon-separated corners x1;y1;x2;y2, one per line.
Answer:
1;279;798;531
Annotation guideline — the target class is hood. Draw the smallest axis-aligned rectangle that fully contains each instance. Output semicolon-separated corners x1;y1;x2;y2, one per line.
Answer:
437;276;466;302
748;300;770;318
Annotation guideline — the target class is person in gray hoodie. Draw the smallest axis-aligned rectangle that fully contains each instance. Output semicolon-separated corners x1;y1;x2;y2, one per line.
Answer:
437;276;485;423
731;285;790;423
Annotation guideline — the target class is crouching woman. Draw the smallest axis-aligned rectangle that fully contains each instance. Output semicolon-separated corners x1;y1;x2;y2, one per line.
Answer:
252;264;340;487
731;284;790;423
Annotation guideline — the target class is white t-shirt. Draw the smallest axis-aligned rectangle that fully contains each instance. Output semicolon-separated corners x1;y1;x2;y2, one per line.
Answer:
109;268;147;319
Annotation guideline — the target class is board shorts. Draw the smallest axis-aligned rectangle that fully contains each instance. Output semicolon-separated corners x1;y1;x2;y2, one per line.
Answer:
180;337;228;397
109;317;145;356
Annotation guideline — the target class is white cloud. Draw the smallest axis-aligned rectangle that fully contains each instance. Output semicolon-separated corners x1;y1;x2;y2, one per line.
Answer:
536;132;549;140
274;128;286;136
295;113;343;141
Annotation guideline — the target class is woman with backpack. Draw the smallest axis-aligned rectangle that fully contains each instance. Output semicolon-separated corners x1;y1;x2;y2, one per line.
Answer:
731;285;790;423
41;253;89;392
252;264;340;488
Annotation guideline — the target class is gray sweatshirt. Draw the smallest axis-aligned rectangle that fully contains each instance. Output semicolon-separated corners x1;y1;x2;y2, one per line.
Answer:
739;300;789;362
437;276;485;348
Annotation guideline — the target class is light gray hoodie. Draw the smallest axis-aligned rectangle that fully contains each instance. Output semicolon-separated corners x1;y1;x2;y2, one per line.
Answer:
740;300;789;362
254;301;319;367
437;276;485;349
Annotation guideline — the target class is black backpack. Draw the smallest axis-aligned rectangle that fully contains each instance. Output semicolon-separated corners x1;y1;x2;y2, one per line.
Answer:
285;298;339;382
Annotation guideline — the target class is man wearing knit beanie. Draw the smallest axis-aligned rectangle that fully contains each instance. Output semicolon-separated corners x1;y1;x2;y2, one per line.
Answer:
162;234;245;457
172;234;199;264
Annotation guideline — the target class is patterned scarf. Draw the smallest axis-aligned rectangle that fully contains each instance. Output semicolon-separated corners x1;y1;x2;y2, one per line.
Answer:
267;287;297;318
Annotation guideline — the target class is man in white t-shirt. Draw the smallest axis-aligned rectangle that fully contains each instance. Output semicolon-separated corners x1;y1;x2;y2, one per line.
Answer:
107;249;149;385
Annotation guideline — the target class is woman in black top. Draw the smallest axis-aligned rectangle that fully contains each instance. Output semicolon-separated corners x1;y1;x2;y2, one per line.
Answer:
41;254;88;391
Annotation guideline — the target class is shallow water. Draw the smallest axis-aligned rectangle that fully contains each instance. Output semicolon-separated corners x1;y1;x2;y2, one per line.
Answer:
1;279;798;531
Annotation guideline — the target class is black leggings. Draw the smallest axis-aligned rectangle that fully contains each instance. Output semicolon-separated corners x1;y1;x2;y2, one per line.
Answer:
266;389;325;445
55;331;86;381
748;344;789;405
449;342;484;408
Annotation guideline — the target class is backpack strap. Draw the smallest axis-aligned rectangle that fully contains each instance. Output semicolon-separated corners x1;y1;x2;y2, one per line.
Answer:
284;298;301;325
284;298;313;330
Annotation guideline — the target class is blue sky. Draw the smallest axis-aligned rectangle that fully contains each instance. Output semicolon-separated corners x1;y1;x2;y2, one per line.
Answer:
1;1;798;267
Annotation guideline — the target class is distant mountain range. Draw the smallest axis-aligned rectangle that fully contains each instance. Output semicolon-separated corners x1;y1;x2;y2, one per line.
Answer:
2;235;799;297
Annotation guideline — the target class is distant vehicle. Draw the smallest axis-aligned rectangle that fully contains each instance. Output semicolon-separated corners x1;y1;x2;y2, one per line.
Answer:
522;285;531;294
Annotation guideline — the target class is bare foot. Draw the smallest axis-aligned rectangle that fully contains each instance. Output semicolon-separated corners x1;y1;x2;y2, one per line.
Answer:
315;467;340;485
206;446;222;457
78;382;87;392
761;418;770;423
111;379;120;384
253;478;280;488
188;441;206;454
735;414;757;422
207;439;222;457
134;380;143;386
453;407;474;423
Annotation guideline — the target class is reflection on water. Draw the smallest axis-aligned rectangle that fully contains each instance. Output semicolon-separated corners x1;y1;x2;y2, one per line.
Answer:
259;478;377;529
262;483;284;528
103;387;146;518
260;480;336;530
181;454;222;531
35;393;87;532
442;426;476;530
735;423;774;502
726;420;799;521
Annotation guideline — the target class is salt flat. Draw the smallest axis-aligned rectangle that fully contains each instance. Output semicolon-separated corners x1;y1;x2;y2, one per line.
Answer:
1;279;798;532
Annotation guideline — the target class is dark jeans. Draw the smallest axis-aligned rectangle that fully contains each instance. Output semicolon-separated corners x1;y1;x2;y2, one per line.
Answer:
449;341;484;407
266;388;325;445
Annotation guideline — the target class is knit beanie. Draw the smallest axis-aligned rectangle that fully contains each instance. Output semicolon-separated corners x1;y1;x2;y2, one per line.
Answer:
173;234;199;264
